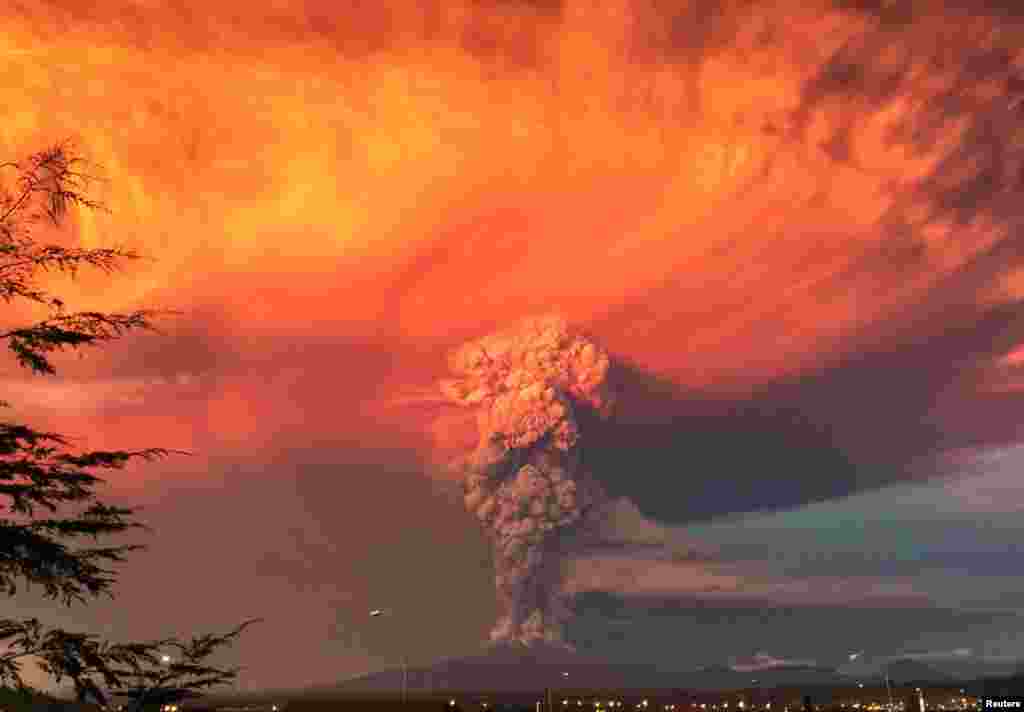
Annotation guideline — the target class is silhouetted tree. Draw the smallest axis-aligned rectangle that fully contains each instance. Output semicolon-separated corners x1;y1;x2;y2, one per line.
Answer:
0;141;260;710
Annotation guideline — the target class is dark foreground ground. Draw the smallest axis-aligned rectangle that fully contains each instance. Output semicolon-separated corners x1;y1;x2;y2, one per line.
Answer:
189;677;1024;712
8;676;1021;711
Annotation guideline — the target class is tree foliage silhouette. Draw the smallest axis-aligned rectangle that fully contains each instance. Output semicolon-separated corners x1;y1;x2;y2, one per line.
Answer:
0;141;260;710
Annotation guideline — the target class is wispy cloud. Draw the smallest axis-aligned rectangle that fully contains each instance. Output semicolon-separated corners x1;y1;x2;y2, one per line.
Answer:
569;498;930;608
566;551;928;608
729;653;820;673
0;375;201;413
839;647;975;675
896;648;974;661
942;447;1024;513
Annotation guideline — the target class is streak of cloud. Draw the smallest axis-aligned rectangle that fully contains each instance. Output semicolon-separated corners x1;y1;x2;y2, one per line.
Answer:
729;653;820;673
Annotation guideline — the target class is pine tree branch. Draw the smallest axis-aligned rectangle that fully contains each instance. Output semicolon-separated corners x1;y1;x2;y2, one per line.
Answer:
0;617;263;706
0;309;178;376
0;141;257;704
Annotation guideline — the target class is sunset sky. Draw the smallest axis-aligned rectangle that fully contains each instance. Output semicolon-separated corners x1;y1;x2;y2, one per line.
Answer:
3;0;1024;693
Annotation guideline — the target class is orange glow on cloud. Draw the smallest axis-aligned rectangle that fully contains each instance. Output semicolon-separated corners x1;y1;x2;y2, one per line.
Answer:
0;0;1022;492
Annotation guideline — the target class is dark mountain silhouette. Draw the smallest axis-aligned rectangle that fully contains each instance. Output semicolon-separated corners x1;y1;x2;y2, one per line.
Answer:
313;643;858;695
879;659;957;685
299;643;1024;700
695;664;735;675
930;659;1023;681
323;642;677;694
676;664;850;691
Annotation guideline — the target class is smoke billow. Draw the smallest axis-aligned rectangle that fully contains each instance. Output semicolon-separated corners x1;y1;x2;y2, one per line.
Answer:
435;315;615;646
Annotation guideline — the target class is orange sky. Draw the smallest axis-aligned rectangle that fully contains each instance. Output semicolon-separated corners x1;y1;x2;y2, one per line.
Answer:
3;3;1021;473
8;5;1024;488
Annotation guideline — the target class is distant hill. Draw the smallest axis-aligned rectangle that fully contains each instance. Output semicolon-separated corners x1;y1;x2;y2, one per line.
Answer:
313;643;859;696
879;659;957;685
320;642;680;695
676;664;850;691
695;664;736;676
916;658;1024;682
298;641;1024;701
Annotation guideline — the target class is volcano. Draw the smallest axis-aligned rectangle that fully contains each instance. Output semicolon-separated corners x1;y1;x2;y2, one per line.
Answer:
320;642;681;696
311;642;859;697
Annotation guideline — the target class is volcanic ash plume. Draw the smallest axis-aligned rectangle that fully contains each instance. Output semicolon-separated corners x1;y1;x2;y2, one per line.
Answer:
438;315;616;647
